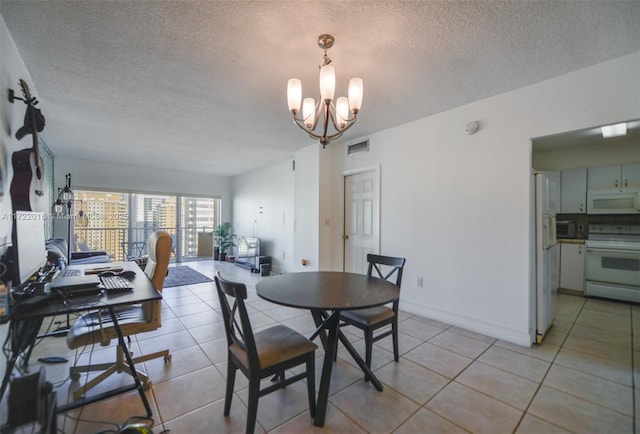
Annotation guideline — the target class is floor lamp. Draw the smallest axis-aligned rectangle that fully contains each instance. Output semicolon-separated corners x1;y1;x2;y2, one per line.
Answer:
51;173;74;334
52;173;74;261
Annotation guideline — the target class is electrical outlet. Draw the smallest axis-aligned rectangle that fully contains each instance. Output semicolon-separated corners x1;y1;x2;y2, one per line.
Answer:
417;277;423;288
281;250;285;260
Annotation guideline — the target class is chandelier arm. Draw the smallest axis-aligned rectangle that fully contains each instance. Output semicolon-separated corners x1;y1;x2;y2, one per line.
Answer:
310;99;323;131
319;100;332;142
326;106;344;133
326;111;358;139
339;110;358;124
308;131;323;141
325;130;345;141
291;112;326;140
292;115;319;138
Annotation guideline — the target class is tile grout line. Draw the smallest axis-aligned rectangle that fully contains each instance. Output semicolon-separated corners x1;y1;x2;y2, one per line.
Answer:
511;297;592;433
402;326;490;434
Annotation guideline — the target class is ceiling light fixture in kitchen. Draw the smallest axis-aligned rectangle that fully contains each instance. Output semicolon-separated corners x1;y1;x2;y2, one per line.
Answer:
601;122;627;138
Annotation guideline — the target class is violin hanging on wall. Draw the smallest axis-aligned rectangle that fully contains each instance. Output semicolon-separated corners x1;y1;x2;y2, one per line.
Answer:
9;79;46;212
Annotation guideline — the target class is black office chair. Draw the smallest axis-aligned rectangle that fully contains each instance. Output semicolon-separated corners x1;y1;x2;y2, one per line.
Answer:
215;272;317;434
339;254;406;380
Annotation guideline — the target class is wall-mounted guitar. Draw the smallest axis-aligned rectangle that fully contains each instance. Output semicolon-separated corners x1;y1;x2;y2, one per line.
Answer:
9;79;46;212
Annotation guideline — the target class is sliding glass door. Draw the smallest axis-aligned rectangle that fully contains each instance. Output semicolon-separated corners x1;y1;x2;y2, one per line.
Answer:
179;196;219;261
73;190;220;262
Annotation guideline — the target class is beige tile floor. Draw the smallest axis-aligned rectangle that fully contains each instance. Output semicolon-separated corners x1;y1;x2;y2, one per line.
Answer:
17;261;640;433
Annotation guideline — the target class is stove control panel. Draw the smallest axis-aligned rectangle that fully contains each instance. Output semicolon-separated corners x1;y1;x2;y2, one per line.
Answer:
589;225;640;236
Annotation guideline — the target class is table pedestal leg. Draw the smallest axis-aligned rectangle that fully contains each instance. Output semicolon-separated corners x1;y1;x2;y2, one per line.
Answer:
311;310;339;427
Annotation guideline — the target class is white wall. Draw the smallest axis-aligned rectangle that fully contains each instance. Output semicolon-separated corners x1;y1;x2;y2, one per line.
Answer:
318;147;334;270
0;17;40;255
231;143;334;274
327;52;640;346
231;159;294;273
0;17;40;421
293;144;320;272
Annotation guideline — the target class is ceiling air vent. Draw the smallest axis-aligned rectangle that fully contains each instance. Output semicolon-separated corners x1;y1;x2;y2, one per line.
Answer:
347;140;369;155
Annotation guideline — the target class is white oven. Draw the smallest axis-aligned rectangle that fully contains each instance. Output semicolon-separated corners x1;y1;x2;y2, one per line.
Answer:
585;225;640;303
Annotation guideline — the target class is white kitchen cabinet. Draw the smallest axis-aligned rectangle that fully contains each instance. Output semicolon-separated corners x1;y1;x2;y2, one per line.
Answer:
621;163;640;190
561;168;587;213
588;163;640;191
560;243;585;293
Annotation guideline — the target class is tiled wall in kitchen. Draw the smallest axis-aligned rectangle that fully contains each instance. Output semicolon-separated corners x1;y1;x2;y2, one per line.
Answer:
557;213;640;239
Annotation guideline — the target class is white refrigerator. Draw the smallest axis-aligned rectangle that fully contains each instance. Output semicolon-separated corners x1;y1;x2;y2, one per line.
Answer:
535;171;560;344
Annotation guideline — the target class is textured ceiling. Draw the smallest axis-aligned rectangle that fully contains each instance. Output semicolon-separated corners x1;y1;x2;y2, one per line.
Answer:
1;1;639;176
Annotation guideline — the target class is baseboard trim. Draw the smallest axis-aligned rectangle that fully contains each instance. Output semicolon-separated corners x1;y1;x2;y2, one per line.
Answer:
399;301;533;347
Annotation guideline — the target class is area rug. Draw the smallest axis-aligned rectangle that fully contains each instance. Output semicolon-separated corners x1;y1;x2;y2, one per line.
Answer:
163;266;213;288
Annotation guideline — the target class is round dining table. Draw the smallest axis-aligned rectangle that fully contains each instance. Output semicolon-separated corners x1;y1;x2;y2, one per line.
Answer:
256;271;400;427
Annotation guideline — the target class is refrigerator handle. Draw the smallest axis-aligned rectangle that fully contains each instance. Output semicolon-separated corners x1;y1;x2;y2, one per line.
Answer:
543;214;557;249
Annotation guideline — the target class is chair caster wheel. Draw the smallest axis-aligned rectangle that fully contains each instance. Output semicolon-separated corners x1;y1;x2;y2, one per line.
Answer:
164;354;172;363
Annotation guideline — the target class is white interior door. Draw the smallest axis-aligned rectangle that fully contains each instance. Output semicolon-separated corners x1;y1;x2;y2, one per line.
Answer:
344;169;379;273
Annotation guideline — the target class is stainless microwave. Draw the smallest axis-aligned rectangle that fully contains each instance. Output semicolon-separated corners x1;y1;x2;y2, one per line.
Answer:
587;190;640;214
556;220;576;239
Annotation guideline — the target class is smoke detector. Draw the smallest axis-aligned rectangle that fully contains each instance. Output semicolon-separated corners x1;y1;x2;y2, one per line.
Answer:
465;121;479;135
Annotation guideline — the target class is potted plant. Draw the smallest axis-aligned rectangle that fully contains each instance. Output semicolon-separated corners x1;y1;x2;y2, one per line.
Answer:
213;221;236;261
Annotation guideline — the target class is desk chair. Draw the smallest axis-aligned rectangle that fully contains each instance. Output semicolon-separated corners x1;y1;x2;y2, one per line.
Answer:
339;254;406;380
215;272;317;434
66;231;172;400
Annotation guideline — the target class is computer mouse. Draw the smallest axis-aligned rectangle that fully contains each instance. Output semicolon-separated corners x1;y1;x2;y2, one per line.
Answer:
119;270;136;279
100;271;117;277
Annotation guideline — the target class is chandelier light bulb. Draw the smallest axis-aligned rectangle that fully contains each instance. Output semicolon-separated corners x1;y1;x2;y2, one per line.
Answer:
348;78;363;113
302;98;316;129
319;65;336;102
287;79;302;113
336;97;349;128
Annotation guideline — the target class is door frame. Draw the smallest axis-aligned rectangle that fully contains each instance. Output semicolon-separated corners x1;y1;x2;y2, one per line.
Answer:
342;165;381;271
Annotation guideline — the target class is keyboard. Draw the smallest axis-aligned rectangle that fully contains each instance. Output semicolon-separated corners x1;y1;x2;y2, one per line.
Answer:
59;268;81;278
100;275;133;291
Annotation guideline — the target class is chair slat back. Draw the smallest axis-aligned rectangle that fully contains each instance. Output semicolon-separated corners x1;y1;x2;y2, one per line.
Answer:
214;272;258;363
366;254;406;288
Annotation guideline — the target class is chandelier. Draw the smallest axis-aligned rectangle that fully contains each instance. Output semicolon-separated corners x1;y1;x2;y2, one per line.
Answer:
287;34;363;148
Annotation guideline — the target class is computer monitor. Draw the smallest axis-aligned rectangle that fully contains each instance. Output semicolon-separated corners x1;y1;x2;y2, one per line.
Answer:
237;236;260;258
12;211;47;285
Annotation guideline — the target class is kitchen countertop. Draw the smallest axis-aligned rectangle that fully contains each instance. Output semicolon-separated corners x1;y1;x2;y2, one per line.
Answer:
558;239;585;244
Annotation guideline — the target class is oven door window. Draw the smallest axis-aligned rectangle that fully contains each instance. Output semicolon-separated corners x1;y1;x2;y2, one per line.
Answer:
586;248;640;286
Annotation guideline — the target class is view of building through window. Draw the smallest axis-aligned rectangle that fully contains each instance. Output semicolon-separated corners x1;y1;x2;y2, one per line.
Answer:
73;190;220;261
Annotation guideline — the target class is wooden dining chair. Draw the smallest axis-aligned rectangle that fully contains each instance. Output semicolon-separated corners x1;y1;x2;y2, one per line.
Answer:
339;254;406;379
66;231;172;400
215;272;317;434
